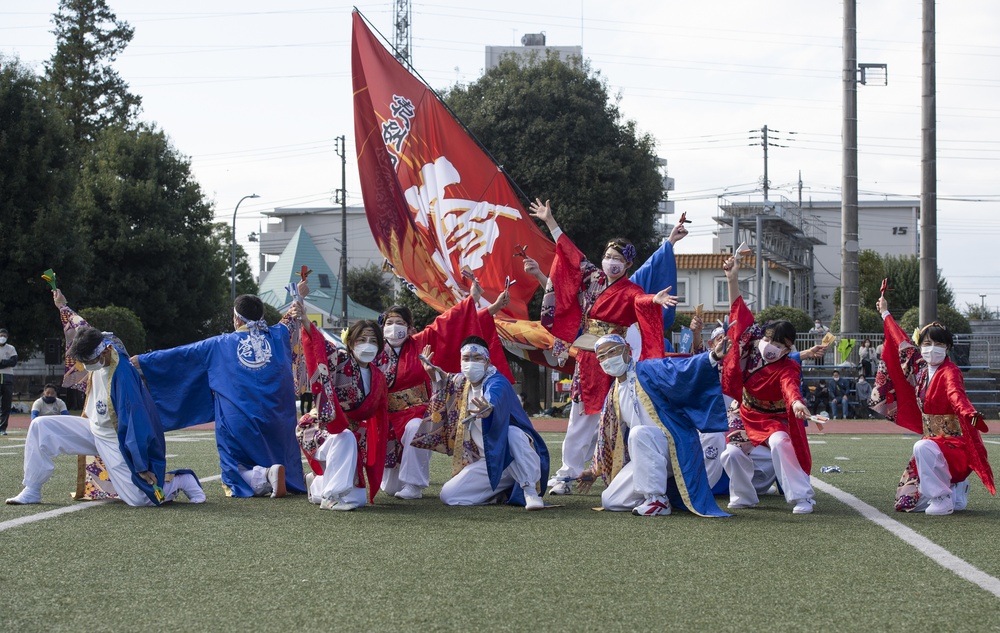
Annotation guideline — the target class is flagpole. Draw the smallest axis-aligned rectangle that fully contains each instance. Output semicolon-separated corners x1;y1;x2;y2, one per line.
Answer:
353;9;534;205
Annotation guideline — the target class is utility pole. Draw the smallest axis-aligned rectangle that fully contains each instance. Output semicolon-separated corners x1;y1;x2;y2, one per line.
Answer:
762;125;769;201
919;0;938;325
841;0;860;334
335;136;348;327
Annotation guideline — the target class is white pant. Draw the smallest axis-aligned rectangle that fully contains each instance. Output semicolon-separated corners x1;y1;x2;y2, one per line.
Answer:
381;417;432;494
699;431;726;488
602;426;671;511
23;415;183;507
440;427;540;506
911;439;970;511
308;429;367;507
769;431;814;505
720;443;778;507
550;400;600;482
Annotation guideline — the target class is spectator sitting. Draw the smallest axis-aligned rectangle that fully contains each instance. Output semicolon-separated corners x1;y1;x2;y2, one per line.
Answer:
31;383;69;420
809;380;831;415
828;370;850;420
855;375;872;418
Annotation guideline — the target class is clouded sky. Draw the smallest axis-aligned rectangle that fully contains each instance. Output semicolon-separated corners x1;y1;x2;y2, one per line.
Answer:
4;1;998;310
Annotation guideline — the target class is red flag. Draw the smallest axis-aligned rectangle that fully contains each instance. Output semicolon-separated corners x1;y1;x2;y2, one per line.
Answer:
351;12;554;321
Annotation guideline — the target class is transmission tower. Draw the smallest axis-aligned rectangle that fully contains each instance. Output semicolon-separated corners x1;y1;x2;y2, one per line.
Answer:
393;0;412;65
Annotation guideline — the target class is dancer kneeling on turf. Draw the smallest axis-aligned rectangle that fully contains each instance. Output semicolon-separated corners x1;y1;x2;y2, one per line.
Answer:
871;295;995;515
412;337;548;510
7;294;203;506
298;319;389;511
720;256;816;515
590;335;730;517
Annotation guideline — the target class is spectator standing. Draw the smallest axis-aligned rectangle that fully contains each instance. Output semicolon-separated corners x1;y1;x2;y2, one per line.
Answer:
828;370;850;419
854;375;872;418
808;319;830;366
858;339;876;379
31;383;69;419
0;328;17;435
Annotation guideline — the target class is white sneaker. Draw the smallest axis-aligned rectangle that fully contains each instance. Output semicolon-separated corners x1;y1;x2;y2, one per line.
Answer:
320;494;343;510
727;499;757;510
523;487;545;511
764;483;780;495
305;473;319;505
926;494;954;516
267;465;286;498
320;493;359;511
175;474;206;504
632;495;671;517
5;488;42;505
394;483;422;500
792;499;815;514
547;481;572;496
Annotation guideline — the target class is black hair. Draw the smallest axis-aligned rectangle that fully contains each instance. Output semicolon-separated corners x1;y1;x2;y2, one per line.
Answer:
918;322;954;349
68;327;105;362
233;294;265;321
461;335;489;349
43;383;59;391
380;305;413;327
346;319;383;351
0;328;8;335
604;237;635;263
764;320;797;347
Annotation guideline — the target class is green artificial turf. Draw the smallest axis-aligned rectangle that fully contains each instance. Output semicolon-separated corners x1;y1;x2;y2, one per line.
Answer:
1;430;999;632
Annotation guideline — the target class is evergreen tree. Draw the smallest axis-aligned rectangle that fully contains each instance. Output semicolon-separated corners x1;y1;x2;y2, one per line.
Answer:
44;0;141;144
0;56;82;353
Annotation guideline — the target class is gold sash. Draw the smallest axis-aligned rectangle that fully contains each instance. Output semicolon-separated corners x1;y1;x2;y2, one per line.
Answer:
922;413;961;437
742;390;785;414
584;318;627;338
387;384;428;412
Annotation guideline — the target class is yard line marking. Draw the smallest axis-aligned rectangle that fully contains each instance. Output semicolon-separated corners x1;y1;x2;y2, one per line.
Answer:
812;477;1000;599
0;474;223;534
985;440;1000;446
0;502;111;533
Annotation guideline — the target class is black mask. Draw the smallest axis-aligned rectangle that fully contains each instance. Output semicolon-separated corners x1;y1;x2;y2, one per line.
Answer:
42;396;57;404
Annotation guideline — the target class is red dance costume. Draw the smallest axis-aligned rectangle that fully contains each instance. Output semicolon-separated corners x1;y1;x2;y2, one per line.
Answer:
299;327;389;502
542;234;665;414
721;296;811;475
872;314;994;509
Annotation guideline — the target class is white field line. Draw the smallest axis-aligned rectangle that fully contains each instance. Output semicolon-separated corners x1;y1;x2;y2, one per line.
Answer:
0;474;222;534
812;477;1000;599
984;440;1000;446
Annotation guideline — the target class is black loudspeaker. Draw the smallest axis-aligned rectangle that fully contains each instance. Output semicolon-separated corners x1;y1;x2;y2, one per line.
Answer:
44;338;62;365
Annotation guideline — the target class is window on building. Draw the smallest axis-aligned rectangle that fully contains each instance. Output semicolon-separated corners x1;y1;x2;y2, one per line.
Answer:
675;278;688;306
318;273;331;289
715;278;728;305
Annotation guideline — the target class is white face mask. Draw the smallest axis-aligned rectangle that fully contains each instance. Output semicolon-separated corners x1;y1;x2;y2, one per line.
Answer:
602;258;625;278
353;343;378;364
599;354;629;377
461;360;487;384
758;339;786;364
921;345;947;366
383;323;408;345
0;336;7;345
83;360;103;372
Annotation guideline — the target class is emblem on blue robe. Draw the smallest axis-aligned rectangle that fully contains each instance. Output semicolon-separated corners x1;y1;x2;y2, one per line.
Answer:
237;334;272;369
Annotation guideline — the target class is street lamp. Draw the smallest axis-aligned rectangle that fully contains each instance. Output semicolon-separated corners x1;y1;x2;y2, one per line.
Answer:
981;294;987;309
232;194;260;302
